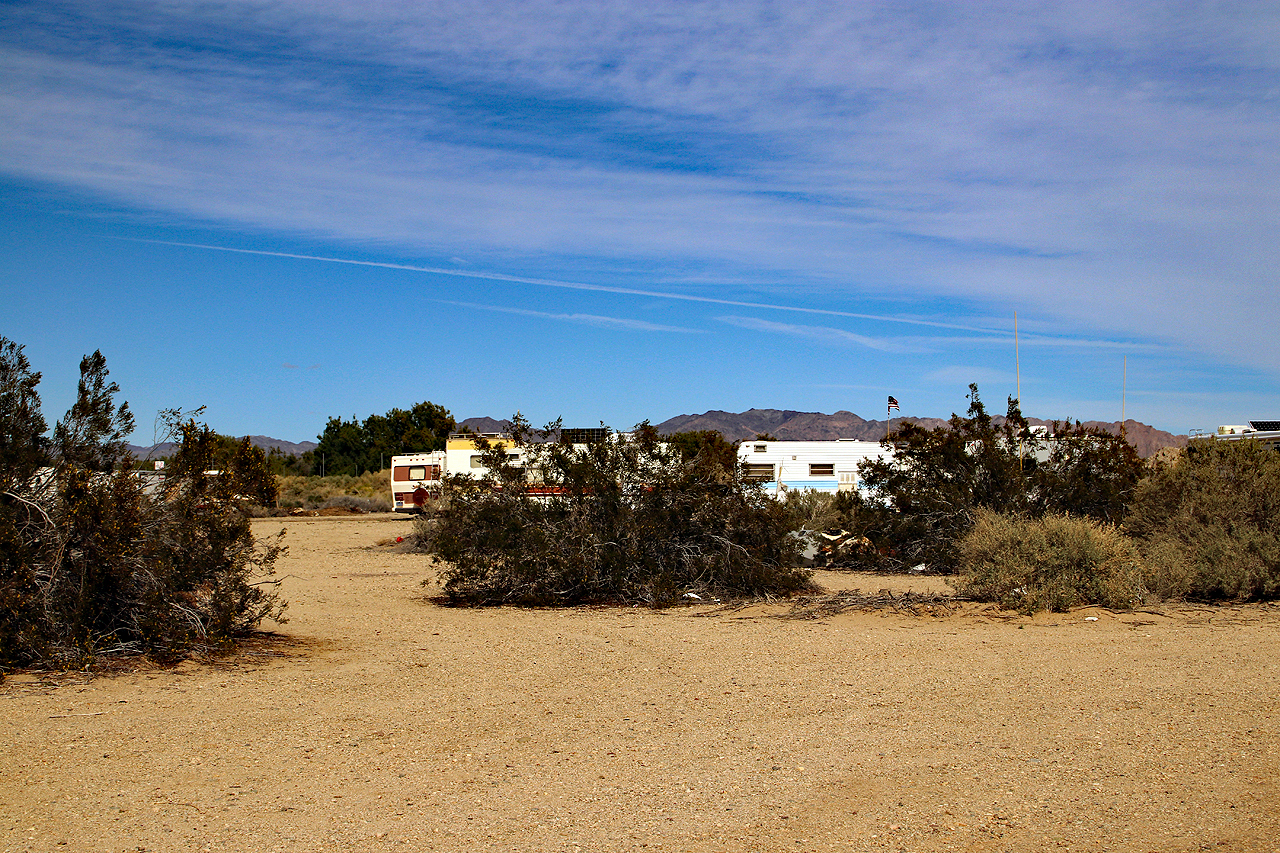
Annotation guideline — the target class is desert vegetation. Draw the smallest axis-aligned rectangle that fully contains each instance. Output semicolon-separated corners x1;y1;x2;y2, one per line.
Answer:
415;416;811;606
274;470;393;513
307;401;456;476
775;384;1277;611
7;328;1277;678
957;510;1146;613
400;387;1279;613
1127;436;1280;602
0;336;285;677
849;384;1146;575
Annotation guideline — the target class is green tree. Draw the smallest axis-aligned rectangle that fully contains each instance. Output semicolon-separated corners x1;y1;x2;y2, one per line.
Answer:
1036;421;1145;523
661;429;739;475
856;384;1036;572
167;422;278;508
53;350;134;473
312;401;455;475
0;343;286;675
0;336;48;491
310;415;367;476
0;337;48;665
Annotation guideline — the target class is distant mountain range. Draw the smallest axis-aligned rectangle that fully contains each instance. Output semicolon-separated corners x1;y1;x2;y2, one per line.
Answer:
652;409;1186;458
127;411;1186;461
127;435;318;460
464;410;1185;458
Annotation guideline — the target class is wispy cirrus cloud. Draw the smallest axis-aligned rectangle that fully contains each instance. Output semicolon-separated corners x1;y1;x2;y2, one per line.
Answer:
116;238;1001;332
443;300;701;334
718;316;920;354
2;1;1279;436
2;3;1276;367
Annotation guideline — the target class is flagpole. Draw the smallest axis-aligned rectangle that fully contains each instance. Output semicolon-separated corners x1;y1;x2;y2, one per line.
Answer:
1015;311;1022;471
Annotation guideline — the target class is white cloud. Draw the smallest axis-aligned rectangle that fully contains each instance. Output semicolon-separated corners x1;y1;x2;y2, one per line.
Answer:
2;1;1278;371
717;316;919;353
443;300;701;333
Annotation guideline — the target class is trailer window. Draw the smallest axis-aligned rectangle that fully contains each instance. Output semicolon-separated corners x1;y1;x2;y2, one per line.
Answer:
745;464;775;481
809;463;835;477
754;444;767;453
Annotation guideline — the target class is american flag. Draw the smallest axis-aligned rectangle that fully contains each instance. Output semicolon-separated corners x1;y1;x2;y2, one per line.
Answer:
887;396;900;411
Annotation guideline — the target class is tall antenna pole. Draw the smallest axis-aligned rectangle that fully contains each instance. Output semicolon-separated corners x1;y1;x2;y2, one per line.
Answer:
1014;311;1021;407
1122;355;1127;441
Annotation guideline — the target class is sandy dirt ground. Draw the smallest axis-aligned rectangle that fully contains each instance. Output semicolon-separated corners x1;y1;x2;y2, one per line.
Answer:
3;513;1280;853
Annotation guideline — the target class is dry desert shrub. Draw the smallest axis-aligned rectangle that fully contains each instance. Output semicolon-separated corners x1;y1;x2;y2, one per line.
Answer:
958;509;1146;613
1128;438;1280;602
321;494;391;513
276;470;389;510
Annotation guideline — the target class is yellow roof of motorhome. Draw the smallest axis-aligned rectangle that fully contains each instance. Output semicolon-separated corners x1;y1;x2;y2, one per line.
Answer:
447;434;515;451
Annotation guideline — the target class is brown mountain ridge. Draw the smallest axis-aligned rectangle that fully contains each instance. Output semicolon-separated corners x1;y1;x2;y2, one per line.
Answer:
653;408;1186;458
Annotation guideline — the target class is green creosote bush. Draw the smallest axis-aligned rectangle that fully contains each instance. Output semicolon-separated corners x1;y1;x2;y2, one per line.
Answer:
781;488;856;534
958;510;1147;613
0;337;286;676
416;416;812;606
1127;438;1280;602
857;384;1146;573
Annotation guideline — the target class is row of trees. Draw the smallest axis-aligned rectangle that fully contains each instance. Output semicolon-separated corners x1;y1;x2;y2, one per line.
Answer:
1;337;286;675
305;402;457;476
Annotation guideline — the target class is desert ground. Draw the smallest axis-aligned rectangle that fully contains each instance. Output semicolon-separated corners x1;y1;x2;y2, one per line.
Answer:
3;514;1279;853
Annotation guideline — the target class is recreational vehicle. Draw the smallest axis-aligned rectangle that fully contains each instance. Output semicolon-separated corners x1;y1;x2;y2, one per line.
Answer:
1192;421;1280;451
444;432;525;479
737;439;892;497
389;451;447;513
392;434;527;511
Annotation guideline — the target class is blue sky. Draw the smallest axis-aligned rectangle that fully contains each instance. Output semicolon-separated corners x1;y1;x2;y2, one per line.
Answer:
3;1;1278;443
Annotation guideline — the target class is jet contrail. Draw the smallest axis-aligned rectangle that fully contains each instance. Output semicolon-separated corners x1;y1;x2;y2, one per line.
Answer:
120;237;1003;334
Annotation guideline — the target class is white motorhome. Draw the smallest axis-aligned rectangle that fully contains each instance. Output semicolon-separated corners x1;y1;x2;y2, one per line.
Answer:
1191;420;1280;451
444;432;525;480
390;451;447;513
737;439;893;497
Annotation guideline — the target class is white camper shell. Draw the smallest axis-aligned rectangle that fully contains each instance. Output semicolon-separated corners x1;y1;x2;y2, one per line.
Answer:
737;439;892;497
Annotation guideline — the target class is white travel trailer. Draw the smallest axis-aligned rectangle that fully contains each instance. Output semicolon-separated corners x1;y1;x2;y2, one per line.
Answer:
390;451;447;513
737;439;893;497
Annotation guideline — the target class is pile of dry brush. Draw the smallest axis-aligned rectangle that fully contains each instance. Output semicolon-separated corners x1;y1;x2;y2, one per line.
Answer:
415;417;812;606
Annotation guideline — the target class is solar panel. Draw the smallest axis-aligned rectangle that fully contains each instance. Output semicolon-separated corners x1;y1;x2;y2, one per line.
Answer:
1249;421;1280;431
560;428;610;445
